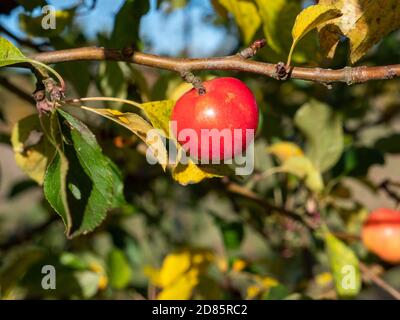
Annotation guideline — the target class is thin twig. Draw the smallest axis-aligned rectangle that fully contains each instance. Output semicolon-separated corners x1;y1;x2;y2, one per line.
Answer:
29;45;400;84
223;179;318;230
359;262;400;300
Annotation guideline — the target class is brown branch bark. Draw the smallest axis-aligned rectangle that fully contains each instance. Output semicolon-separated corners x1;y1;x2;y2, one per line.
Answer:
29;46;400;84
359;262;400;300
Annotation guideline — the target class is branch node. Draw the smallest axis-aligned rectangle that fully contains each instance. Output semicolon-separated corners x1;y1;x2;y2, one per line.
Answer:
122;46;135;58
343;66;354;85
275;62;290;80
238;39;267;59
180;71;206;95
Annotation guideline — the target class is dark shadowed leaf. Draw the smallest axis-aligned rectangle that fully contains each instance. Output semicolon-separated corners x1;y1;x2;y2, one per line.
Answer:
375;134;400;154
110;0;150;48
44;109;125;238
333;147;385;177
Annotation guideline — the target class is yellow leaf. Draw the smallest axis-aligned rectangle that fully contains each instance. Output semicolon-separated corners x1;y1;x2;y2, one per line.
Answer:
81;107;168;170
267;141;304;162
261;277;279;288
315;272;333;286
149;249;214;300
232;259;247;272
287;4;342;65
140;100;175;138
219;0;261;44
172;159;226;185
157;269;199;300
11;114;55;185
158;250;192;288
246;285;261;299
318;0;400;63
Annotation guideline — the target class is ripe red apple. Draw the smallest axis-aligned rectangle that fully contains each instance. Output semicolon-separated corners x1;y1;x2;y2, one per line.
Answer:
361;208;400;264
171;77;259;162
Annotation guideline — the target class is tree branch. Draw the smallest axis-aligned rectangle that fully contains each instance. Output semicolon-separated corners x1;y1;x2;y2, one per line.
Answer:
29;46;400;84
359;262;400;300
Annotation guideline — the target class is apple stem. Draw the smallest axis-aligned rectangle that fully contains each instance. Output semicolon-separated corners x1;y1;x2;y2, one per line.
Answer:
180;71;206;95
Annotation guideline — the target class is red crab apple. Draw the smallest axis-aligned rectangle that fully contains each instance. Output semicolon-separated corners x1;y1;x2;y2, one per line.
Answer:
361;208;400;264
171;77;259;162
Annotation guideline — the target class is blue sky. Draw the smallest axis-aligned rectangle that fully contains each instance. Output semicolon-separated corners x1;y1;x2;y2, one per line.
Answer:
0;0;237;57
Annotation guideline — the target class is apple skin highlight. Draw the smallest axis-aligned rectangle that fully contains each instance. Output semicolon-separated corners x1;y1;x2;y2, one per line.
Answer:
171;77;259;162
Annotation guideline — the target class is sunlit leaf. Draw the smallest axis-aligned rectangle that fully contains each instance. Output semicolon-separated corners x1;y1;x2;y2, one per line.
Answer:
11;114;56;185
288;4;341;65
172;159;228;185
318;0;400;63
325;231;361;298
81;107;168;170
267;141;304;163
0;37;29;67
140;100;175;137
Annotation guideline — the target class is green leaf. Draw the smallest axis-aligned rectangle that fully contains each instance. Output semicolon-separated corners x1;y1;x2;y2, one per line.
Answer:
81;107;168;171
218;220;244;251
108;249;132;289
287;4;342;65
255;0;318;63
255;0;299;56
0;37;29;67
325;231;361;298
294;100;343;173
55;62;91;97
110;0;150;48
98;62;127;102
44;110;125;238
140;100;175;137
218;0;261;44
11;114;56;185
280;156;324;192
0;247;44;297
262;284;290;300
